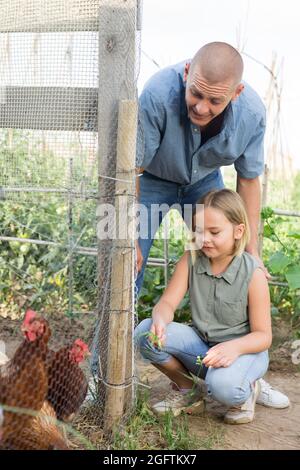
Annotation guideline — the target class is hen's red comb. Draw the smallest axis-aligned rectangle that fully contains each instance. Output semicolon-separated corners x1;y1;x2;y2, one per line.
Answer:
73;338;90;353
23;309;37;325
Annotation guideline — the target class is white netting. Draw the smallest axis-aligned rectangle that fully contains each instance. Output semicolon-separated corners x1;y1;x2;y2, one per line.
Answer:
0;0;140;449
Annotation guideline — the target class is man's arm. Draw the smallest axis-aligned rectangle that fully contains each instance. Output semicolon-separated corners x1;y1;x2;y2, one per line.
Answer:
236;175;260;256
135;167;144;200
135;167;144;272
236;175;271;278
135;88;164;273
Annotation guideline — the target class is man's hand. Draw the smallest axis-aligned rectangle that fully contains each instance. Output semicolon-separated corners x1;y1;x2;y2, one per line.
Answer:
236;176;271;280
136;240;144;273
135;168;144;273
202;341;241;368
246;247;271;280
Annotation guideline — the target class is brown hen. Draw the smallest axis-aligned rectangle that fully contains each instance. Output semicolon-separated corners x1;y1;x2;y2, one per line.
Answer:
46;339;90;422
0;310;50;449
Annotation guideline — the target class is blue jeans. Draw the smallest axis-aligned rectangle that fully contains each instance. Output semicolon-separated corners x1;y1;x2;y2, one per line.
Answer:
135;319;269;407
136;169;224;293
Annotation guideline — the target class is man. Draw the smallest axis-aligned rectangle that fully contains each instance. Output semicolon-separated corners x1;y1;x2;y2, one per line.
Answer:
135;42;289;418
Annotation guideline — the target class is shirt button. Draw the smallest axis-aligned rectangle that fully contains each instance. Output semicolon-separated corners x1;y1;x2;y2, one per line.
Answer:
194;170;197;173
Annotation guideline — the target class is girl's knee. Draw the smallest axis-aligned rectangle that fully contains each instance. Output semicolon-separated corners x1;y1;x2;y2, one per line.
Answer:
134;318;152;338
134;318;166;363
206;372;251;406
134;318;152;350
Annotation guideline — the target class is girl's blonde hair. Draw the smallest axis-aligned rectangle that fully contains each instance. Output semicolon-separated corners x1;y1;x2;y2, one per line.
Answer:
192;188;250;257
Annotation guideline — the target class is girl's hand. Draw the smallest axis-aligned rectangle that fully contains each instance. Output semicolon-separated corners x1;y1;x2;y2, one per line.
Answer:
149;320;167;348
202;342;241;368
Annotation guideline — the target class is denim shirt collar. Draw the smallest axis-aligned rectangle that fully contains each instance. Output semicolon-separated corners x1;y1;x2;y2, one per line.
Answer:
196;253;242;285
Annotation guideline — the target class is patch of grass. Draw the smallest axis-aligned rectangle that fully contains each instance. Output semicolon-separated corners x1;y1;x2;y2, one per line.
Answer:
111;389;161;450
160;412;198;450
111;389;224;450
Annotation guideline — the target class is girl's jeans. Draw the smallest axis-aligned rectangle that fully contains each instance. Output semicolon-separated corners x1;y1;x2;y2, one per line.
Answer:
135;319;269;407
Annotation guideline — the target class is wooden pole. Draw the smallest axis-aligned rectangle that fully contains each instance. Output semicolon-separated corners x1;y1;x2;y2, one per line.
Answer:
259;164;269;258
104;100;137;431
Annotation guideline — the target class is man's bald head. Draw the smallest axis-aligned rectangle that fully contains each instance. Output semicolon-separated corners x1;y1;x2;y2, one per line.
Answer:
184;42;245;128
189;42;244;87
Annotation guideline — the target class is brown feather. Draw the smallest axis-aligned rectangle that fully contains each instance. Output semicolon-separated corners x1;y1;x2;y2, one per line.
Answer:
46;347;88;421
0;317;50;448
5;401;69;450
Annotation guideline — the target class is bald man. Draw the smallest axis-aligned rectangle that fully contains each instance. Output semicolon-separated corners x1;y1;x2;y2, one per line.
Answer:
135;42;289;416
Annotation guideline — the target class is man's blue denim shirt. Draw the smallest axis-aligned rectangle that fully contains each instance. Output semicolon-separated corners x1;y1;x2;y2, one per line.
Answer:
137;61;266;185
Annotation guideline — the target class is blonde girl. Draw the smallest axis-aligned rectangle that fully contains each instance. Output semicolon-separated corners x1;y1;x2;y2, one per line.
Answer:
135;189;273;424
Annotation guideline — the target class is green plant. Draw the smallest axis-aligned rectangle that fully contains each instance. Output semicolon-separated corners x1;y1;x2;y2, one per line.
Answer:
112;389;200;450
111;389;159;450
196;356;202;367
261;207;300;320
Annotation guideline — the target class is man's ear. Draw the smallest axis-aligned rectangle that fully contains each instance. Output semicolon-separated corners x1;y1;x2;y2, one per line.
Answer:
183;62;191;82
231;83;244;101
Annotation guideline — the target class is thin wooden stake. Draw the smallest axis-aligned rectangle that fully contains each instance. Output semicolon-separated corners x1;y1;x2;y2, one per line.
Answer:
259;164;269;258
104;100;137;432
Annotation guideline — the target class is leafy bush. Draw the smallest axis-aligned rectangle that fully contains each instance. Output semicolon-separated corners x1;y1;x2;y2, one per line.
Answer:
0;196;97;318
0;129;98;318
261;207;300;321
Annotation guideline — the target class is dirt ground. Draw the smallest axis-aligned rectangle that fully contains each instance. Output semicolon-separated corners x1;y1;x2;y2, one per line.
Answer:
139;360;300;450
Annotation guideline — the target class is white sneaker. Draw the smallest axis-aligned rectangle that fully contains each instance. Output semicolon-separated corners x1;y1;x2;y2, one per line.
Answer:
224;381;260;425
152;388;204;417
256;378;290;409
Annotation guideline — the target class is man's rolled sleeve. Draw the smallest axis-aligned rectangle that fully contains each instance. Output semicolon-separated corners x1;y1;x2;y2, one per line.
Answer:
234;117;266;179
136;90;165;170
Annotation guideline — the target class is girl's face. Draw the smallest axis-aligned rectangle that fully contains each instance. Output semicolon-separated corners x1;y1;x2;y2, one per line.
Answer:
194;207;244;260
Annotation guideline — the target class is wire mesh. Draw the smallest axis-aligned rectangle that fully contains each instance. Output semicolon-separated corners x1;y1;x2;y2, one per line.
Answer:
0;0;140;449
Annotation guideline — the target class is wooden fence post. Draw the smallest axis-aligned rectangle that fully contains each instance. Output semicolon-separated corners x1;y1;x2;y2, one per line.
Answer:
103;100;137;431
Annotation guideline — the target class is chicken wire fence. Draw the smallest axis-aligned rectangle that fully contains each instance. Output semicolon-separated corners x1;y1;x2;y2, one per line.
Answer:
0;0;142;449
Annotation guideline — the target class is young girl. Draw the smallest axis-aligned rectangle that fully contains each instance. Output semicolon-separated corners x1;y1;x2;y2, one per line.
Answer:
135;189;272;424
